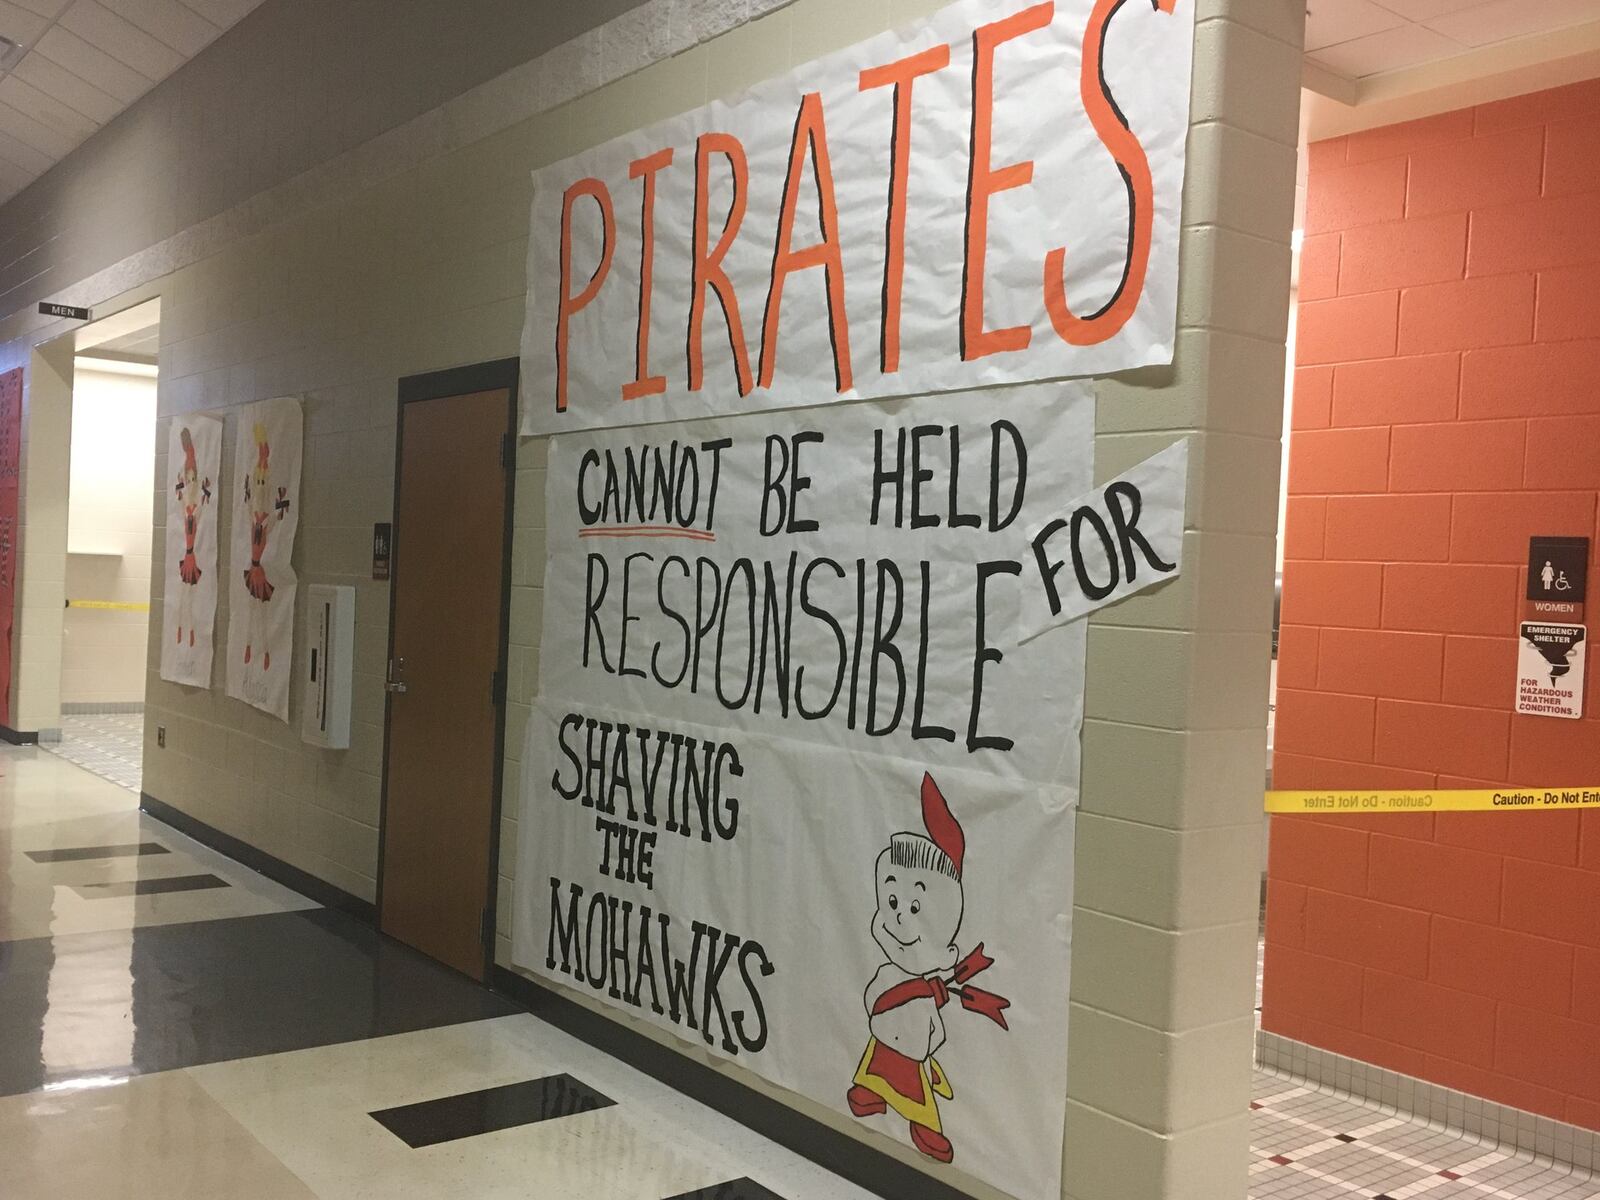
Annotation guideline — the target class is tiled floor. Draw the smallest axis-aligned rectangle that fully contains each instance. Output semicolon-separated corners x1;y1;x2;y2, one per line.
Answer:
1250;1077;1599;1199
1;741;1595;1199
39;711;144;793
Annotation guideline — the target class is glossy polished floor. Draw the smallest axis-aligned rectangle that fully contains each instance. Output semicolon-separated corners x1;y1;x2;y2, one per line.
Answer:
39;711;145;794
0;746;872;1199
1;743;1595;1199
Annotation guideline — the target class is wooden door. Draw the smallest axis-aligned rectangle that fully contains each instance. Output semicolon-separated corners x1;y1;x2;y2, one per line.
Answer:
379;369;514;980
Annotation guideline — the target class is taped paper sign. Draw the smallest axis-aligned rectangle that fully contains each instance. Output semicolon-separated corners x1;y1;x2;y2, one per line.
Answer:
519;0;1195;435
160;415;223;688
1020;437;1187;641
225;397;302;720
1516;622;1586;719
515;384;1091;1200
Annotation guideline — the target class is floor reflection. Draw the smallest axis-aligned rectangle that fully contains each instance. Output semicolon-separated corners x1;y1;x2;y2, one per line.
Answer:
0;909;517;1097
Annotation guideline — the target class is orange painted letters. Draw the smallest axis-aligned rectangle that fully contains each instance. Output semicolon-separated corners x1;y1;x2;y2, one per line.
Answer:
1044;0;1176;345
961;1;1052;361
623;148;674;401
556;177;616;414
858;44;950;375
759;92;853;393
689;133;755;396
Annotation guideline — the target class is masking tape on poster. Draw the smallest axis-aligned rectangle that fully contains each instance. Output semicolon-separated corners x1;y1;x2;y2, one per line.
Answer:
65;599;149;612
1266;788;1600;814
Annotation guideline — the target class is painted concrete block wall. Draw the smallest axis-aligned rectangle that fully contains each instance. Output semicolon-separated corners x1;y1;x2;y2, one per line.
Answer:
1267;80;1600;1132
12;341;72;735
0;1;1302;1196
62;369;157;706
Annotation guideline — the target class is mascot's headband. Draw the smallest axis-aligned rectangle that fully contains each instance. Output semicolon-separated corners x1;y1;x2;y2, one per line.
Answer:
920;772;965;877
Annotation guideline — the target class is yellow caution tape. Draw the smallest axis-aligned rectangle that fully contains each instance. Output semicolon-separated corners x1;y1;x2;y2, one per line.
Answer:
65;599;150;612
1267;788;1600;814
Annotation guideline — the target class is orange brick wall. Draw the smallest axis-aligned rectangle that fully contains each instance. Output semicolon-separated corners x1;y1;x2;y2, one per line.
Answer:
1264;80;1600;1131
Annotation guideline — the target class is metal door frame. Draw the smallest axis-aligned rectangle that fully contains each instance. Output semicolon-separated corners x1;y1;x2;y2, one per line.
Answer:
375;357;519;978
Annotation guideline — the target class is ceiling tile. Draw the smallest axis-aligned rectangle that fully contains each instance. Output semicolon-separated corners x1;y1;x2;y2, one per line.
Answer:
11;44;122;123
1309;22;1466;76
177;0;260;28
0;74;97;142
109;0;220;57
34;24;154;103
1305;0;1408;52
0;151;36;193
1425;0;1600;47
1372;0;1487;19
0;118;56;172
0;97;78;157
5;0;70;19
0;0;50;44
60;0;184;80
0;0;261;204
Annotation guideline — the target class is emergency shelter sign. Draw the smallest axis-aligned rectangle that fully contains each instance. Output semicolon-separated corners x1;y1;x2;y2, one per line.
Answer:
518;0;1195;435
513;2;1196;1199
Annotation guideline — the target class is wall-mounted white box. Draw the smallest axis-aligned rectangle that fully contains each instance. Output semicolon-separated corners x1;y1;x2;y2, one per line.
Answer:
302;583;354;749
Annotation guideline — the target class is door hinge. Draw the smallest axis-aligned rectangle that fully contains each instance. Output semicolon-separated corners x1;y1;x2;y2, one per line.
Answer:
501;432;514;470
490;668;506;706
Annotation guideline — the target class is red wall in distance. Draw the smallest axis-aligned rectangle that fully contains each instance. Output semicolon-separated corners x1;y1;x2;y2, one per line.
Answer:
1266;80;1600;1131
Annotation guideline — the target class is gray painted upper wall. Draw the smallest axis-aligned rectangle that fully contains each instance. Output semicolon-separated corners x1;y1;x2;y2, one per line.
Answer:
0;0;645;322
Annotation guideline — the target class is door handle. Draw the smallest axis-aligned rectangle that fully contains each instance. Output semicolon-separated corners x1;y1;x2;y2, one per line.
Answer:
386;656;407;694
385;681;408;694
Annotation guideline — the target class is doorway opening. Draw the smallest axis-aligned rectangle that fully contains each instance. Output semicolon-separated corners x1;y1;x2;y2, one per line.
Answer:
30;299;161;791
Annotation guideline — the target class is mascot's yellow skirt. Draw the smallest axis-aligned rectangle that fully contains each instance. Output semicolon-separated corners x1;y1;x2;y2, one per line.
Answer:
852;1038;955;1132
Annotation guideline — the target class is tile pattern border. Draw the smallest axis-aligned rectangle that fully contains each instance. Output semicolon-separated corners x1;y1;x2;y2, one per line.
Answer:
1255;1028;1597;1172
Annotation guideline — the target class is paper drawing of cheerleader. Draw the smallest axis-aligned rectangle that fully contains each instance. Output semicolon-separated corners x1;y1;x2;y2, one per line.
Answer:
240;422;290;670
847;772;1011;1165
172;427;211;648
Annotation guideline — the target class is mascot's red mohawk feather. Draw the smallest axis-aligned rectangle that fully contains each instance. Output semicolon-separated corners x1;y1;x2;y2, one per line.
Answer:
920;772;964;878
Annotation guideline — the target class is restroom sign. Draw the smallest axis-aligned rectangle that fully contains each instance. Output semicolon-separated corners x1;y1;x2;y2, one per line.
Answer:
1515;622;1586;719
1526;536;1587;621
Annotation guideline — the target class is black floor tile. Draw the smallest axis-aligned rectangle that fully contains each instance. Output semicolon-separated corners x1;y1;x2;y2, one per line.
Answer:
25;842;169;863
369;1073;614;1148
0;907;518;1097
72;873;227;898
664;1179;787;1200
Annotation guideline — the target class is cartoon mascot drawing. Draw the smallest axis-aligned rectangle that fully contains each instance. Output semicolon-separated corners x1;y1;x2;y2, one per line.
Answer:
848;772;1011;1164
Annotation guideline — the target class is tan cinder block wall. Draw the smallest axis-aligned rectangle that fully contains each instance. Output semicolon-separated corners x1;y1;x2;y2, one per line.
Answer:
13;339;73;736
0;0;1302;1195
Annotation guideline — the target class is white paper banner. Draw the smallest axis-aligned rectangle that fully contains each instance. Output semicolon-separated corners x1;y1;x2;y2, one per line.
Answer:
515;702;1074;1200
519;0;1194;436
225;397;302;720
515;384;1090;1200
1020;437;1187;642
159;415;223;688
532;383;1093;785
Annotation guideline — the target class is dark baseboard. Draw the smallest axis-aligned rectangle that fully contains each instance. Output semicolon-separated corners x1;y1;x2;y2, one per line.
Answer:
0;723;39;745
140;792;376;923
491;967;973;1200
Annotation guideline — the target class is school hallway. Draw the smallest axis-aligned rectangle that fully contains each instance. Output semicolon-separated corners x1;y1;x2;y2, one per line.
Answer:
0;743;1590;1200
